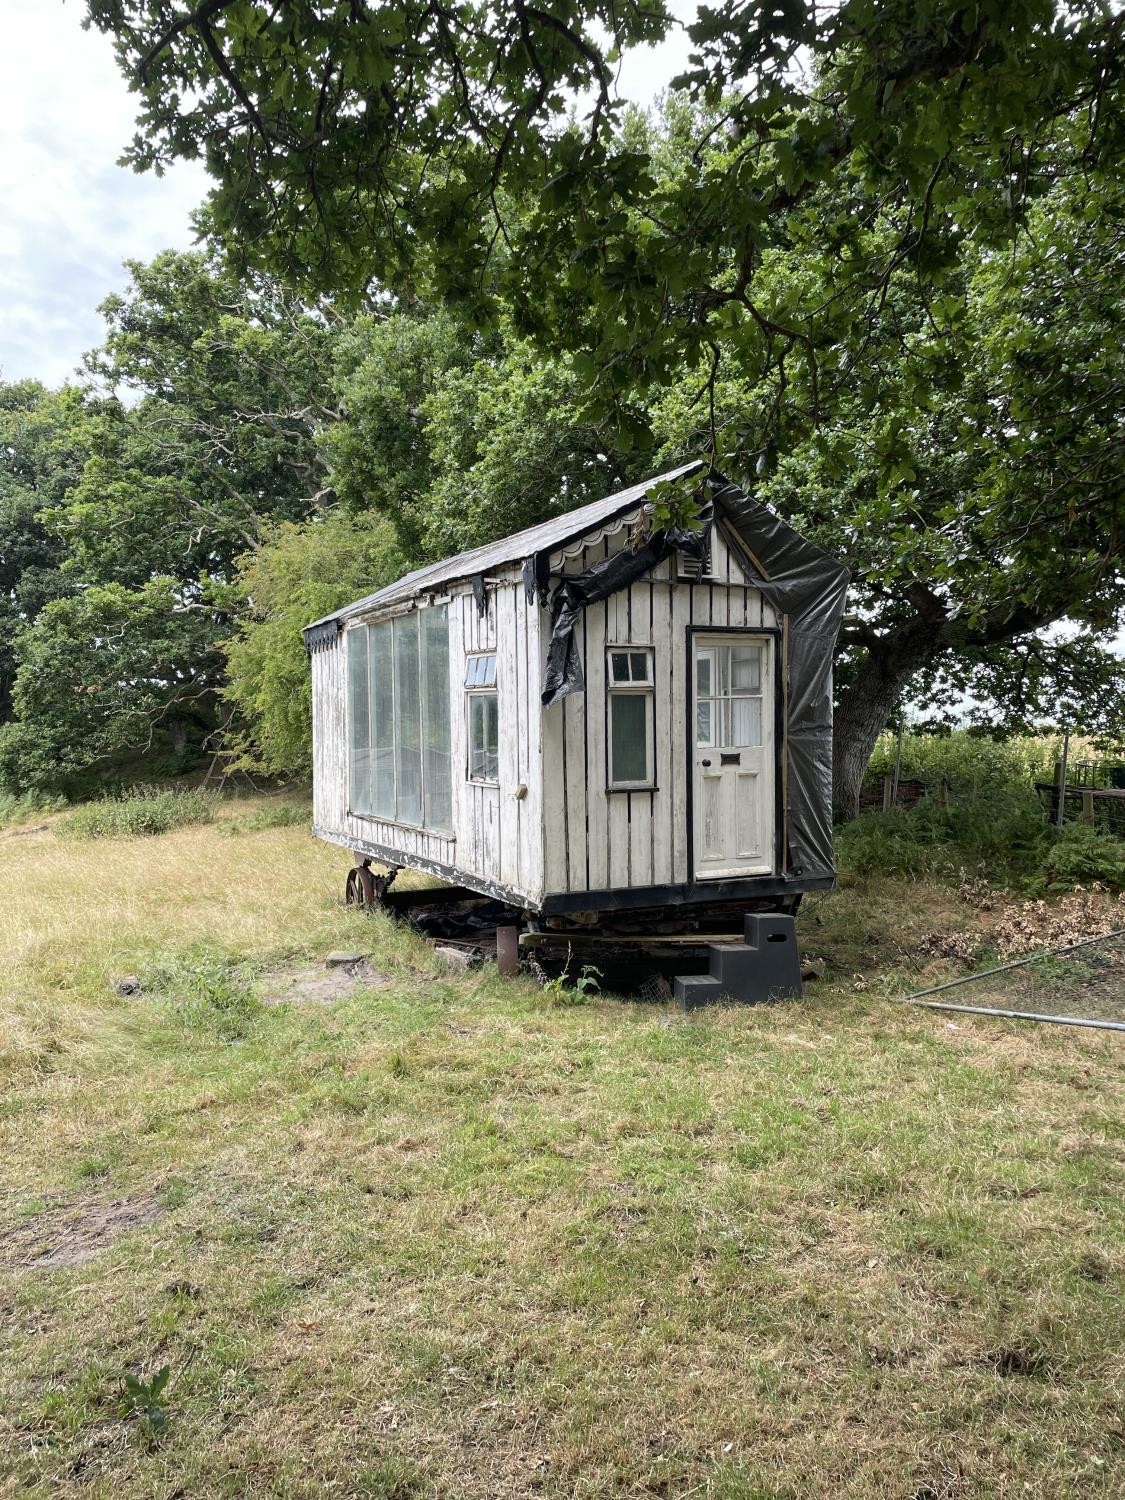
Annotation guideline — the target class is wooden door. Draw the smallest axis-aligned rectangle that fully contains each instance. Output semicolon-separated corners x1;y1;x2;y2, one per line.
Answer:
692;634;774;879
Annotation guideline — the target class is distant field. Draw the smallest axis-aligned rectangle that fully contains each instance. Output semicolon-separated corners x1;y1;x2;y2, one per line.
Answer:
0;796;1122;1498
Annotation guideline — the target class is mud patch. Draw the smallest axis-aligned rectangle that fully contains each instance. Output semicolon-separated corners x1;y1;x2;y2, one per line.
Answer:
261;959;392;1007
0;1190;164;1269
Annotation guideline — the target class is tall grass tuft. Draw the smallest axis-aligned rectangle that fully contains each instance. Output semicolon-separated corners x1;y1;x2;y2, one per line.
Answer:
55;786;220;840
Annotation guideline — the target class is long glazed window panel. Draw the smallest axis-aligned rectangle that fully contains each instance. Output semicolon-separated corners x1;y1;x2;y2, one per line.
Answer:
347;626;372;814
393;614;423;826
421;607;453;830
347;605;452;832
370;619;396;818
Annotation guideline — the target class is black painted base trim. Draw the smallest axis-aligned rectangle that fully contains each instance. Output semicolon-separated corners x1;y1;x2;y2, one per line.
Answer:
313;825;535;910
540;875;834;915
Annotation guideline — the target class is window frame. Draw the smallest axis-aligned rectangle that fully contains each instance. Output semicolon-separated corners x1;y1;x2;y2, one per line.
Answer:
345;605;454;836
606;645;656;792
465;652;500;785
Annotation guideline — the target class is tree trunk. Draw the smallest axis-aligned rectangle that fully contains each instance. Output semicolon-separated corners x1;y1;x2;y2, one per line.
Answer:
832;647;929;818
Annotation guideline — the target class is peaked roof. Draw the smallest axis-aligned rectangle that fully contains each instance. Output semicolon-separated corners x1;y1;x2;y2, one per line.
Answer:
304;459;704;632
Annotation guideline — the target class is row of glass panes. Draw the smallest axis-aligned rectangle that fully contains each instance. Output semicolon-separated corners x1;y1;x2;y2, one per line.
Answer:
347;607;453;831
697;697;763;748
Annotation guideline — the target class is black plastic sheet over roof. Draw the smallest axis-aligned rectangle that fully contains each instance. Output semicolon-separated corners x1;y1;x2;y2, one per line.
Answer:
304;464;849;884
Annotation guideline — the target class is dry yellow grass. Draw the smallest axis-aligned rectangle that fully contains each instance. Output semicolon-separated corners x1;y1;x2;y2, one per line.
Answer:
0;796;1122;1499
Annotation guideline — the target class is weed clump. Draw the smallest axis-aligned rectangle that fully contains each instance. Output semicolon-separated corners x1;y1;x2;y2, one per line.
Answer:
146;952;262;1040
56;786;219;840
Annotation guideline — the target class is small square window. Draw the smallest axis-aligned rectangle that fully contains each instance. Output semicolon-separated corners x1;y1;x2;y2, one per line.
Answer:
608;648;652;685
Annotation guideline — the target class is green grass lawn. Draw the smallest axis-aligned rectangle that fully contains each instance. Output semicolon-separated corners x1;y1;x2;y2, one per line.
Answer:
0;798;1122;1498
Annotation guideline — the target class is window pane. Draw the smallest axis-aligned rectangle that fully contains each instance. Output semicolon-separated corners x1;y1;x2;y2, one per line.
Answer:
697;699;714;747
731;697;762;747
629;652;649;683
484;692;499;779
347;627;372;813
469;691;499;780
696;654;712;696
421;606;452;832
611;692;649;783
609;651;630;684
370;620;396;818
483;654;496;687
731;646;761;693
393;614;422;824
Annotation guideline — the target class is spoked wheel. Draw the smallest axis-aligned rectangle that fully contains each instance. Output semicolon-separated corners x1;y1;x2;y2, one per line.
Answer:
345;863;376;908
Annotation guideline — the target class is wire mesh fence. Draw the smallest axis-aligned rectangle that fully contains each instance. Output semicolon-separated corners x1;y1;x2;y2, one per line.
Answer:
900;929;1125;1030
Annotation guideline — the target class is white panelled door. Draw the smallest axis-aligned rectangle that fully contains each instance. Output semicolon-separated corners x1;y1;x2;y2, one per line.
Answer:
692;634;775;878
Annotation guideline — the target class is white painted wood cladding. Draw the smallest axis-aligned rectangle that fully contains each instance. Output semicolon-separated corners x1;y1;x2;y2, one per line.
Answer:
311;515;778;909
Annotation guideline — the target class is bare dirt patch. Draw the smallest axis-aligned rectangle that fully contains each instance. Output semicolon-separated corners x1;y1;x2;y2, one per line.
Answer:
261;958;392;1007
0;1191;164;1270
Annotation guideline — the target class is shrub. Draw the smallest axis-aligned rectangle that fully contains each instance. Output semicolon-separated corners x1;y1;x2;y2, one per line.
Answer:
1036;824;1125;891
55;786;219;840
837;786;1053;880
866;730;1044;795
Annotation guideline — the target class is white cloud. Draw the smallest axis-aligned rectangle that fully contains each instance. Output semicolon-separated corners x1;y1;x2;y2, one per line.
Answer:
0;0;209;388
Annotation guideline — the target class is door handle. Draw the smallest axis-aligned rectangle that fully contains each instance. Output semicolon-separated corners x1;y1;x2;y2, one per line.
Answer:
701;759;712;767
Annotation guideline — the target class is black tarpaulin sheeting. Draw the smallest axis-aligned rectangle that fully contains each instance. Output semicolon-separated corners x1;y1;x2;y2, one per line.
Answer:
708;477;850;883
539;471;849;884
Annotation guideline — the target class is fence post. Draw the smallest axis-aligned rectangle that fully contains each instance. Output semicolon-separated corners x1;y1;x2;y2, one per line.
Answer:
1056;728;1070;828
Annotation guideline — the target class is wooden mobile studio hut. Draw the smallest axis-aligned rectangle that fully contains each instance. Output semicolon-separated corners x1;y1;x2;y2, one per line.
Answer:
304;461;849;1002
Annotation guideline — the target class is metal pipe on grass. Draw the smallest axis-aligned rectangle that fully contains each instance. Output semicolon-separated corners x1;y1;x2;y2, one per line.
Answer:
893;926;1125;1032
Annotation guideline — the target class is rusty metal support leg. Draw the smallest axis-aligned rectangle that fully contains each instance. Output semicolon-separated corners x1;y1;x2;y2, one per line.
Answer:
496;925;520;978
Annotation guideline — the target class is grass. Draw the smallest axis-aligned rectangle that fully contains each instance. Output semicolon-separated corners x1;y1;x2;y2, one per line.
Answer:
0;795;1122;1498
54;786;220;840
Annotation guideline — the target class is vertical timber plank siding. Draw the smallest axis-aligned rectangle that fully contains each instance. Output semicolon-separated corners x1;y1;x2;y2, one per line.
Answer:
563;614;589;891
584;597;610;891
540;604;569;896
669;578;691;885
651;579;674;886
312;636;348;833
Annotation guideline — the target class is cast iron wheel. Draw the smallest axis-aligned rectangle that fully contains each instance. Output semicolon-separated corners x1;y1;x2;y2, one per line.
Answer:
345;865;376;908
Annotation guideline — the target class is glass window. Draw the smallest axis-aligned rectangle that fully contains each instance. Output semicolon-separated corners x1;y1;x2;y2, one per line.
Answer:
608;650;652;685
393;614;422;826
468;690;499;781
370;619;396;817
607;647;654;787
346;605;452;831
422;608;452;830
347;627;372;813
466;654;497;688
694;640;766;750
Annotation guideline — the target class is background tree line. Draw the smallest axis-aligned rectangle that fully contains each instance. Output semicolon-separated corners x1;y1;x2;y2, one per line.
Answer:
6;5;1125;808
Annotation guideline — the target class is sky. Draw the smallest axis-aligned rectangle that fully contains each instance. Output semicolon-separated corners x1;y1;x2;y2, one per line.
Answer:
0;0;693;391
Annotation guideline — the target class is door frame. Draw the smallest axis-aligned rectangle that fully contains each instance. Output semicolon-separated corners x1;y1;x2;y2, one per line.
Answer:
686;624;785;883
